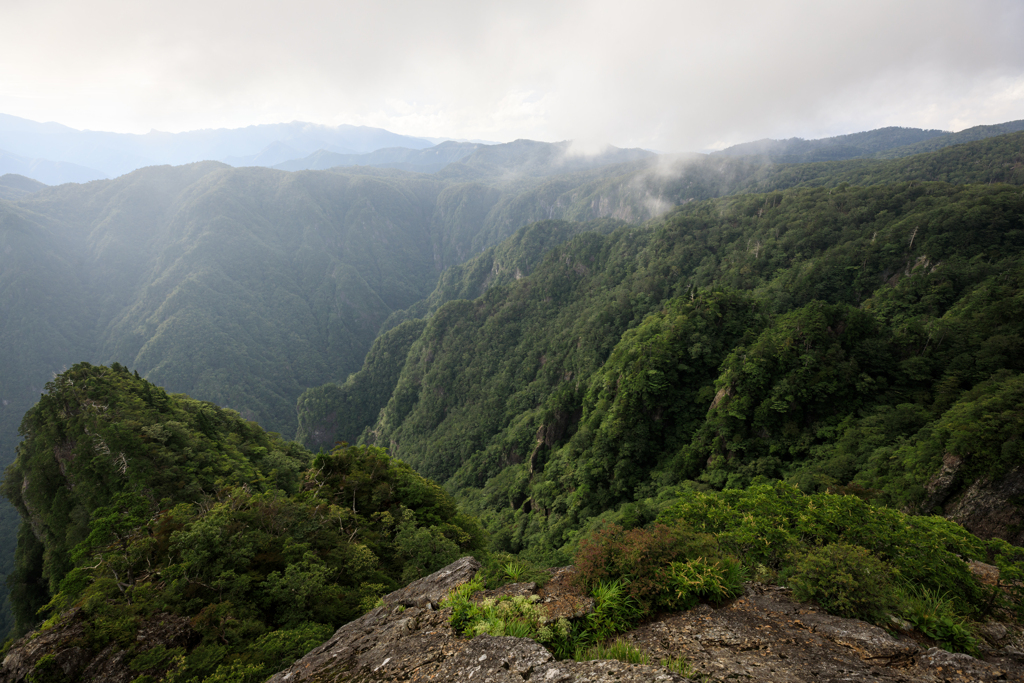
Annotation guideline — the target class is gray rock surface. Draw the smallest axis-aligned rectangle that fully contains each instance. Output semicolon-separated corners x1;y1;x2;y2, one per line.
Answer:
268;562;1024;683
946;465;1024;546
922;456;1024;546
382;555;482;610
627;583;1023;682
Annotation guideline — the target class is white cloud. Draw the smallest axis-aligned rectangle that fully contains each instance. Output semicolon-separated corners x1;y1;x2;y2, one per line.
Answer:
1;0;1022;150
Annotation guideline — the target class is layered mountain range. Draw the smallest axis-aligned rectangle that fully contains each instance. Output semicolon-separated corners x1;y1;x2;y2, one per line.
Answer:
4;111;1023;185
0;121;1023;676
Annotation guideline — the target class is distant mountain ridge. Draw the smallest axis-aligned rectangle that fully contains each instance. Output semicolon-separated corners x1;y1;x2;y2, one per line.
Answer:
712;126;949;162
0;148;105;185
0;113;435;178
5;111;1022;187
274;139;657;178
874;119;1024;158
713;120;1024;164
274;141;484;173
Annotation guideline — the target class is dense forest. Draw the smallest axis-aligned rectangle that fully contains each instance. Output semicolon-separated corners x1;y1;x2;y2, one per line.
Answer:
3;363;484;680
298;132;1024;567
0;145;685;636
2;125;1024;681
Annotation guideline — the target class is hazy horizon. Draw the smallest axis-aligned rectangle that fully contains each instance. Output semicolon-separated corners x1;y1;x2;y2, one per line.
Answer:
2;0;1023;153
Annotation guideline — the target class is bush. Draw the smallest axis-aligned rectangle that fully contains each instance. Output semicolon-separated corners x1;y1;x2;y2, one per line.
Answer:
27;654;63;683
785;543;896;623
574;523;719;611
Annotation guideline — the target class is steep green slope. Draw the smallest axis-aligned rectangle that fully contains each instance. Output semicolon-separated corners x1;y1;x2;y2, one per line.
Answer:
294;219;630;452
2;362;309;634
295;318;428;451
1;157;678;455
93;167;446;434
1;364;483;681
0;202;98;635
322;180;1024;564
0;156;678;634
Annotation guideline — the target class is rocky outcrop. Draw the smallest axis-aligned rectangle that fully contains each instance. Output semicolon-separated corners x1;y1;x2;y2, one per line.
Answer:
268;558;1024;683
5;558;1022;683
265;605;688;683
945;465;1024;546
382;555;482;611
627;583;1023;682
922;458;1024;546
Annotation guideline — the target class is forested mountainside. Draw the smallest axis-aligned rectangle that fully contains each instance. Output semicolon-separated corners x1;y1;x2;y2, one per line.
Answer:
23;127;1005;481
5;366;1023;683
0;142;714;636
0;147;673;468
0;174;46;201
3;128;1024;682
0;363;484;680
298;132;1024;569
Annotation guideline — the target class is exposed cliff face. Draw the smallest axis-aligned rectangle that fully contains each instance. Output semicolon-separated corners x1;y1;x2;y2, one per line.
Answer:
923;458;1024;546
5;557;1023;683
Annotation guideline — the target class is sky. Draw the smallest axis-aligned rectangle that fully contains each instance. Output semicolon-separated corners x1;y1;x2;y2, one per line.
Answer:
3;0;1024;152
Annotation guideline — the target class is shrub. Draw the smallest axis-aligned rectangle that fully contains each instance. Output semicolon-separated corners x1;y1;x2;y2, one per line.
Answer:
574;523;719;611
786;543;896;624
27;654;63;683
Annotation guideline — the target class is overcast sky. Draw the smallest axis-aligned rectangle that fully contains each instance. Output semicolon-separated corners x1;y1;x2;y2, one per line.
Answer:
3;0;1023;151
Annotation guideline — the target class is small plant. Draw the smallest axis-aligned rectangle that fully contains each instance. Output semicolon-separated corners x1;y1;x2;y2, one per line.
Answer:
480;552;550;589
358;582;389;613
899;585;980;655
502;561;529;582
661;655;701;679
442;575;487;635
466;595;546;637
443;573;578;657
663;557;745;610
584;579;645;643
574;639;649;665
